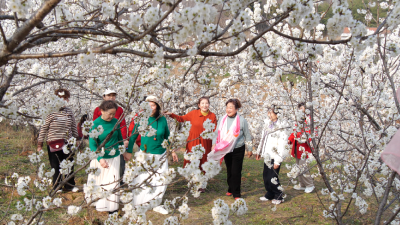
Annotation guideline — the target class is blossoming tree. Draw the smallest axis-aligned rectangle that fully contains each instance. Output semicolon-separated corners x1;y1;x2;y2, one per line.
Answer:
1;0;400;224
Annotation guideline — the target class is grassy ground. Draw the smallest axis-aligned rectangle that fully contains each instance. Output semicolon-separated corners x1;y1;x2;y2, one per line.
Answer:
0;122;380;224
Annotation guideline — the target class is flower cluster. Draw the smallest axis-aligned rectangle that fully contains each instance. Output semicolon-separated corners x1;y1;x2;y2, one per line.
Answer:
230;198;248;216
81;121;94;136
211;199;231;225
77;52;95;65
89;125;104;139
200;119;216;139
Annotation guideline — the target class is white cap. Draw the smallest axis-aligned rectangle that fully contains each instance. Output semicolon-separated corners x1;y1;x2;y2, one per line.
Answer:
146;95;162;110
103;89;117;96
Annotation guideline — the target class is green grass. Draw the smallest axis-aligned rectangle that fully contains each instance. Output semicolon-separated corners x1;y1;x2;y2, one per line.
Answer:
0;122;384;224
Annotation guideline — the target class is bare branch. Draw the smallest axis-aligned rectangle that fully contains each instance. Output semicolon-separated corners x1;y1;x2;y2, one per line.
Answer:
271;28;351;45
0;23;7;45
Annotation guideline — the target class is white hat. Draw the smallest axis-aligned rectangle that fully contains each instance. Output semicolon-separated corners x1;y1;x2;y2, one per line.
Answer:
103;89;117;96
146;95;162;110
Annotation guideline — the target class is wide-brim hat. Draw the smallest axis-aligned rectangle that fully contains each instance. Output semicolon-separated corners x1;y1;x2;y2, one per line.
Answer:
145;95;162;110
103;89;117;96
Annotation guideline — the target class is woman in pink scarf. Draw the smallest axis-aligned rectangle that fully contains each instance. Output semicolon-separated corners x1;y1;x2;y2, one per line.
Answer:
381;88;400;175
209;99;253;200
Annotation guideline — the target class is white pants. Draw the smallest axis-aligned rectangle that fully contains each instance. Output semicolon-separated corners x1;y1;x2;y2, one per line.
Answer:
132;153;168;206
87;156;120;212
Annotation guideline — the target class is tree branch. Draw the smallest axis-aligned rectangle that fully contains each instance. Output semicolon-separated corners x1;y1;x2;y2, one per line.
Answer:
374;171;397;225
0;62;18;102
0;0;62;66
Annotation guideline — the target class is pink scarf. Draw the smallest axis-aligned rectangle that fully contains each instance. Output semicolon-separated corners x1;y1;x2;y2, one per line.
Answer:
208;114;241;163
381;88;400;175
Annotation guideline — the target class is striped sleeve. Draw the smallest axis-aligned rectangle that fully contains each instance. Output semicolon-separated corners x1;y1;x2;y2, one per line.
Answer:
67;109;79;138
37;114;54;147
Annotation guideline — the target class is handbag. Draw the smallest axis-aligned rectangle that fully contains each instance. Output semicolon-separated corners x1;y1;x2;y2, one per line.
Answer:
48;139;66;152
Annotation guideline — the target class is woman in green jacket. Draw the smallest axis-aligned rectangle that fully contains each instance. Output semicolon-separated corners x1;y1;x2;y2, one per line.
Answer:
128;96;171;215
86;100;132;214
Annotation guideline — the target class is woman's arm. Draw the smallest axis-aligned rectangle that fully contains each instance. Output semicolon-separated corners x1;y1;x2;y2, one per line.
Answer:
127;124;140;153
70;111;79;138
168;110;193;122
274;132;289;165
242;118;253;148
37;114;53;149
243;118;254;157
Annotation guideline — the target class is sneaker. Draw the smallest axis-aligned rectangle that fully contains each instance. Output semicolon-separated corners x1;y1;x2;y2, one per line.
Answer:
226;192;232;196
293;184;306;191
72;187;79;193
272;199;284;205
259;197;269;201
153;206;168;215
305;186;315;193
234;197;240;200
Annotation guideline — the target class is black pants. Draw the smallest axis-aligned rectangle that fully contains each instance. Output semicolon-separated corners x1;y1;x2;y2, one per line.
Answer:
263;159;283;200
47;146;75;190
224;145;245;198
120;154;125;185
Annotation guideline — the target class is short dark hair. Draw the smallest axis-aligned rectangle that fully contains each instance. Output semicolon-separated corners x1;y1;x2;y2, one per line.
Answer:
226;98;242;109
297;102;305;109
99;100;118;111
54;88;70;99
198;97;210;105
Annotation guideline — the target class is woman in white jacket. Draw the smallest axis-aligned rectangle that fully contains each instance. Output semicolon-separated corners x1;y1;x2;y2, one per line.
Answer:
256;106;289;205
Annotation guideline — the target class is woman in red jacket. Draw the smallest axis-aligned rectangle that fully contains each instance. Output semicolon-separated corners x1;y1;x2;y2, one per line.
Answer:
288;103;315;193
164;97;217;192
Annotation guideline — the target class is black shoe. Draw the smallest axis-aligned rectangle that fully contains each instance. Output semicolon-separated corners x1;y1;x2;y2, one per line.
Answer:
109;210;118;215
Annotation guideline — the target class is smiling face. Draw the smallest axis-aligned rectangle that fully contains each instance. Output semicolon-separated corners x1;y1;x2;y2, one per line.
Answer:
198;99;210;112
268;110;278;121
226;102;238;117
101;108;116;121
103;93;117;101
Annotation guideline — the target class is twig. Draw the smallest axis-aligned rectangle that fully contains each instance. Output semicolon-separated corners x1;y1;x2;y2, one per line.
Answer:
13;13;19;28
0;23;7;45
